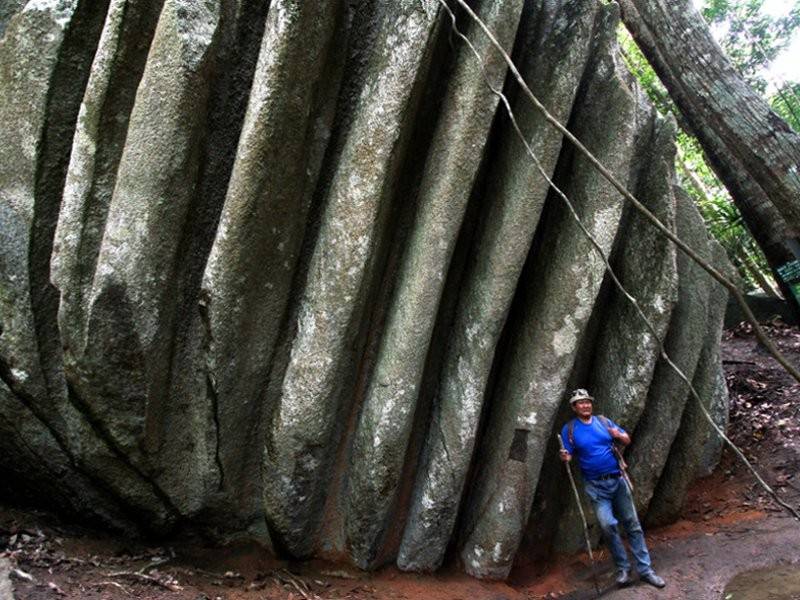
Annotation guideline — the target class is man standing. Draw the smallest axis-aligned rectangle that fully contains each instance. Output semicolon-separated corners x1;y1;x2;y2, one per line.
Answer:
559;388;666;589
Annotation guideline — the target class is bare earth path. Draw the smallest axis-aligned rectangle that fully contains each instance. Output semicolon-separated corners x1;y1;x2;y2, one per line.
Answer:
543;513;800;599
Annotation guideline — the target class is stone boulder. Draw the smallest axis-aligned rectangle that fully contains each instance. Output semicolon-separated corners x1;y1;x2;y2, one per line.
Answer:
0;0;731;578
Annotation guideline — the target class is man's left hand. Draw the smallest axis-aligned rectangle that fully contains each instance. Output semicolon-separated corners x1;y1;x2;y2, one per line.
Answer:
611;428;631;446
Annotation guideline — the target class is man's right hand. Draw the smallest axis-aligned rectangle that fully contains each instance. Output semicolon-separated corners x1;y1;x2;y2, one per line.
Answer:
559;449;571;463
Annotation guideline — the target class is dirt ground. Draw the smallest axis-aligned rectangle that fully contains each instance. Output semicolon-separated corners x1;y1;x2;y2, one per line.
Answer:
2;321;800;600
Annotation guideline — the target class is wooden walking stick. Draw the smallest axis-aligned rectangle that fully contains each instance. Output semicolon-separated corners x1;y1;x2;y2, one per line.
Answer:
558;434;602;598
603;420;637;505
611;443;635;493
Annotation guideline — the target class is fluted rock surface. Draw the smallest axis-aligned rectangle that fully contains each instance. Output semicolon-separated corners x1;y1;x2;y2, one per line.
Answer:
1;0;729;578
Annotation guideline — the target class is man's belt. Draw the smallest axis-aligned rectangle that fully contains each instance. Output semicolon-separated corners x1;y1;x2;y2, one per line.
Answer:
591;472;622;481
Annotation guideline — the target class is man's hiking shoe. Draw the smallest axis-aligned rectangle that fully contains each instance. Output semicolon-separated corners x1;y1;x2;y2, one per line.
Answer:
616;569;632;587
641;572;666;588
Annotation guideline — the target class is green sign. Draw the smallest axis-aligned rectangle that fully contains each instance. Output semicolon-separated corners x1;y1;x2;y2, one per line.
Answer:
776;260;800;302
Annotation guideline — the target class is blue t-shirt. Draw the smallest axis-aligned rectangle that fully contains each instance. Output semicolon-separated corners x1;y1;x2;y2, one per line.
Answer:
561;416;625;481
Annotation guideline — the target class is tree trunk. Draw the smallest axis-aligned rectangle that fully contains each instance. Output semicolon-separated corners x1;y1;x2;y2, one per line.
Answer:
704;131;800;315
734;243;782;299
619;0;800;237
620;0;800;319
677;151;799;312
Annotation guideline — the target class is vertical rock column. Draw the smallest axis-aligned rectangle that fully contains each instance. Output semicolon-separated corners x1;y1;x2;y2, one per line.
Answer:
263;0;441;558
459;6;637;579
645;242;730;525
0;0;79;410
343;0;525;571
0;0;172;527
587;112;679;427
696;358;730;478
154;0;274;523
396;0;600;573
551;103;680;553
0;0;86;413
52;0;163;371
626;189;713;513
79;0;222;513
200;0;343;527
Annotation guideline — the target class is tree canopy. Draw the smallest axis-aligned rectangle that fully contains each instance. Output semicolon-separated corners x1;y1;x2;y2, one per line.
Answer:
702;0;800;94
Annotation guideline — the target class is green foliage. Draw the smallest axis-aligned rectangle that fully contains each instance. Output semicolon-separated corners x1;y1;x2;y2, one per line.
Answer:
617;28;674;117
676;133;721;203
770;81;800;131
702;0;800;93
674;133;773;292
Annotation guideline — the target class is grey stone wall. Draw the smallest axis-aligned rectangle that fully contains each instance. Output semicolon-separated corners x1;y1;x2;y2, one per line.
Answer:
0;0;728;579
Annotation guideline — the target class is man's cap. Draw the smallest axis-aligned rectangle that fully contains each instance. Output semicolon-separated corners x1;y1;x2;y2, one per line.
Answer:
569;388;594;404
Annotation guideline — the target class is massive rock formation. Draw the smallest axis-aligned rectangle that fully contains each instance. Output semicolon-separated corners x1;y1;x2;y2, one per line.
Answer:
0;0;729;579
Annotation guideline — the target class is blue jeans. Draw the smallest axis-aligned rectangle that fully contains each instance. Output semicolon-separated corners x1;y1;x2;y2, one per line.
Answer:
584;476;654;576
